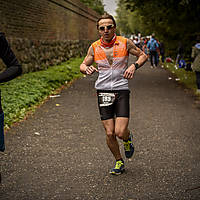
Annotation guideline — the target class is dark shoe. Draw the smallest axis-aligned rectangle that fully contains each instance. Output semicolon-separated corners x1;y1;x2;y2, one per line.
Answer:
123;133;134;158
110;160;125;175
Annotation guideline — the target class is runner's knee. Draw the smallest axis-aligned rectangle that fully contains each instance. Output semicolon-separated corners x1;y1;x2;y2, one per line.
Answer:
115;127;129;139
106;130;115;138
115;129;125;140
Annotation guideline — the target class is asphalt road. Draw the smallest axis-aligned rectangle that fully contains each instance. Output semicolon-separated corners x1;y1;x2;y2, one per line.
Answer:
0;56;200;200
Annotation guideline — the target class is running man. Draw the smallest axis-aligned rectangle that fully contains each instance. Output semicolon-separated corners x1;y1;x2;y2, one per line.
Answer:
80;14;148;175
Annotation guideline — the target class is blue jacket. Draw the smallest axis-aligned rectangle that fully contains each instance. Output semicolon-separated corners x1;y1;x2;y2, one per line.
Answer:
147;38;159;51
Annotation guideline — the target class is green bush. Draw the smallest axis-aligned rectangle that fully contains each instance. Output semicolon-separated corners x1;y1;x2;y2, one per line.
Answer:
1;57;84;128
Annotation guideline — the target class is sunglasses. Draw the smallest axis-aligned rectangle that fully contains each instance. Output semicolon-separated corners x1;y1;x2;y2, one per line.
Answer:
99;24;115;31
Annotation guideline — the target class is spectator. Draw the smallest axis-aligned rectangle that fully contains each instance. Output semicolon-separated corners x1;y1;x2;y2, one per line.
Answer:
0;32;22;152
142;38;149;56
147;33;159;68
156;39;160;66
133;36;141;48
0;32;22;182
191;36;200;93
175;42;184;69
159;41;165;66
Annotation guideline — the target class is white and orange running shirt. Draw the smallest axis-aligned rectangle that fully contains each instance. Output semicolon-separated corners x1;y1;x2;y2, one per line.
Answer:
92;36;129;91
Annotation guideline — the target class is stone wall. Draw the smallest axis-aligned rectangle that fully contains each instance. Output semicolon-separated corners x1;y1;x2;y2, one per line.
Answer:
9;38;91;73
0;0;100;72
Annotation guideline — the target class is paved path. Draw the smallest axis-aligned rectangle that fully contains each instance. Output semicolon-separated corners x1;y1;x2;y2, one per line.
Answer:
0;56;200;200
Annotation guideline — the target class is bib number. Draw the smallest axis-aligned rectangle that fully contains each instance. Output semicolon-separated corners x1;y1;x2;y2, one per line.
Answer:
99;93;115;107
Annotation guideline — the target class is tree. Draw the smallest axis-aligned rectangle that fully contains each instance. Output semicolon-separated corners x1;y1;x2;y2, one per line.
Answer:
79;0;104;15
115;1;131;36
116;0;200;57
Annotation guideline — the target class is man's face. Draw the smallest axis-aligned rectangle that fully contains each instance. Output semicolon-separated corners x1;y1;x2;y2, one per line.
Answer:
98;19;116;42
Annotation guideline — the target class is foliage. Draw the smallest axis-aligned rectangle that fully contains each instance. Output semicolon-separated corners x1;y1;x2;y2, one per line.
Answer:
79;0;104;15
116;0;200;57
1;58;84;128
115;2;132;36
116;0;144;36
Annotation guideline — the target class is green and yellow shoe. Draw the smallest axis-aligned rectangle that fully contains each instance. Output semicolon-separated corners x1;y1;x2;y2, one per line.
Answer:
110;160;125;175
123;133;134;158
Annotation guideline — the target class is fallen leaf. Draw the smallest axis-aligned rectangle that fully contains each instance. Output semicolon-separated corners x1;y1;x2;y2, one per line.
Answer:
50;95;60;98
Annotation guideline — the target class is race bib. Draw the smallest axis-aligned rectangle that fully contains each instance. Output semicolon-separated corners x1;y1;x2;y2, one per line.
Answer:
98;93;116;107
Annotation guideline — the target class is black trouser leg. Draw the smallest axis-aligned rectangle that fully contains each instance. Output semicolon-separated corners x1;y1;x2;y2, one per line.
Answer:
195;71;200;89
150;51;158;66
154;51;158;66
0;112;5;152
150;52;154;66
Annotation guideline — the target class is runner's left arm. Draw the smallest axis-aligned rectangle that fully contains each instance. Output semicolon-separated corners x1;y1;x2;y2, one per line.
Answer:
80;46;98;75
123;39;148;79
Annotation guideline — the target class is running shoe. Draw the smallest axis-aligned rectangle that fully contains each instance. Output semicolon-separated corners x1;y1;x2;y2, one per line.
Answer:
123;133;134;158
110;160;125;175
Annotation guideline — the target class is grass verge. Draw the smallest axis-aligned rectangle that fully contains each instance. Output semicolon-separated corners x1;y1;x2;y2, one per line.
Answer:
1;57;84;129
164;62;198;93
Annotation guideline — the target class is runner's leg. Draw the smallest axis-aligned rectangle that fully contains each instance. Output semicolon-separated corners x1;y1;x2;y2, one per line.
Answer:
115;117;129;140
115;117;134;158
102;118;122;160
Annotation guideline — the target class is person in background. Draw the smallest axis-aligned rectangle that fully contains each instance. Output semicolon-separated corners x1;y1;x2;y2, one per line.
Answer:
142;38;149;56
175;42;184;69
191;36;200;93
156;38;160;66
147;33;159;68
80;14;147;175
159;41;165;67
0;32;22;182
133;36;141;49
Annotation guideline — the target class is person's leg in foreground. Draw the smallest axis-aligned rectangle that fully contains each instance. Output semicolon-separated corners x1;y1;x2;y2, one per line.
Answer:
0;112;4;183
0;112;5;153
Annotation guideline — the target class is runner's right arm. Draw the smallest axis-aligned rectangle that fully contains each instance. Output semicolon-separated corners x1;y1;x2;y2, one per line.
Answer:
80;46;98;75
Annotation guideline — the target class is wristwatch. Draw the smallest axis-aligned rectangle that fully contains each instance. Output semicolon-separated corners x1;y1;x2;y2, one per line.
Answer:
134;63;139;70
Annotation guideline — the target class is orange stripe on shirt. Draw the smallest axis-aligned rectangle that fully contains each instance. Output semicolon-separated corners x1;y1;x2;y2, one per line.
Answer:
92;36;128;62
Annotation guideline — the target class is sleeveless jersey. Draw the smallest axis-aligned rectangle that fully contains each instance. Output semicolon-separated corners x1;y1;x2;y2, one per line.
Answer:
92;36;129;90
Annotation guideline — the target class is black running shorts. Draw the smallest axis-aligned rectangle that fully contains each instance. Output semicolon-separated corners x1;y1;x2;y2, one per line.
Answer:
97;90;130;120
